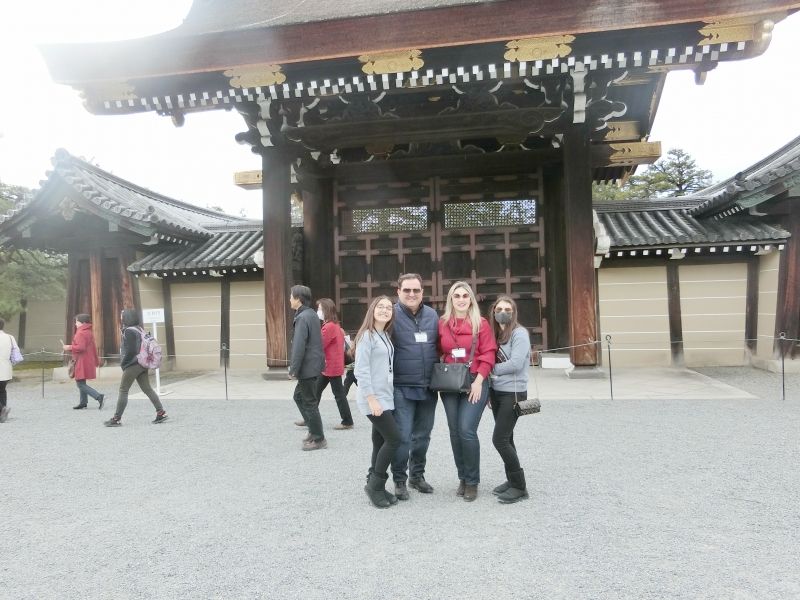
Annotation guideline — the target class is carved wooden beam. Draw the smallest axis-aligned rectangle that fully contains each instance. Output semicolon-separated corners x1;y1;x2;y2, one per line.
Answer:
234;170;263;190
592;141;662;166
600;121;642;141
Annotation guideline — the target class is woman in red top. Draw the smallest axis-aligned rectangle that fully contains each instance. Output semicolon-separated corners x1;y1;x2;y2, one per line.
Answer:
62;314;105;410
437;281;497;502
314;298;354;429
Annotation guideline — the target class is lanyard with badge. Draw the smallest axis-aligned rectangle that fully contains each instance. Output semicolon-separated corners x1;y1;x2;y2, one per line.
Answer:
402;303;429;343
448;320;476;363
376;331;394;384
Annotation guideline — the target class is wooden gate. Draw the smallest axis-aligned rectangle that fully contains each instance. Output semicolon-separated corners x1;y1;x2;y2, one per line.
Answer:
334;172;546;349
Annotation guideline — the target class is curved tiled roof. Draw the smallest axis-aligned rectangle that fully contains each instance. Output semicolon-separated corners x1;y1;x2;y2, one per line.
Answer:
128;228;264;273
686;134;800;218
595;200;790;249
0;149;250;242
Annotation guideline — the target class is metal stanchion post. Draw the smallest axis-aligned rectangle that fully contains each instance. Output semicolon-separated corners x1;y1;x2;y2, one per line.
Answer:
779;332;786;402
41;347;46;399
222;343;229;402
605;335;613;401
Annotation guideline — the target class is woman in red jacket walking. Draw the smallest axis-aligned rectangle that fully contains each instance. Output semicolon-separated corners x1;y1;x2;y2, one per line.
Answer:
62;314;105;410
438;282;497;502
314;298;354;430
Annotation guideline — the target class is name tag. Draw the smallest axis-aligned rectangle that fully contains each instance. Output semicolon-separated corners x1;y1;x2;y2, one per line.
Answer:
414;332;428;343
451;347;466;359
388;371;394;385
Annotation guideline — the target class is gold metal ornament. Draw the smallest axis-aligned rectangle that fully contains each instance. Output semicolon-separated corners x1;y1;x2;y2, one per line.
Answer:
504;35;575;62
80;81;137;102
358;50;424;75
698;14;780;46
224;64;287;88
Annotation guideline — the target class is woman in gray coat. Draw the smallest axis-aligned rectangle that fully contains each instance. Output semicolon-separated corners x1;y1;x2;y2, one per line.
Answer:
354;295;399;508
488;296;530;503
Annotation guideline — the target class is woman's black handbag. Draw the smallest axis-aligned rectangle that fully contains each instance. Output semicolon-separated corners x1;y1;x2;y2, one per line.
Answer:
429;335;476;393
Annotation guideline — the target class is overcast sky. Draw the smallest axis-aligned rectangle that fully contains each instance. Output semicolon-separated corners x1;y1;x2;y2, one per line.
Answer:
1;2;799;218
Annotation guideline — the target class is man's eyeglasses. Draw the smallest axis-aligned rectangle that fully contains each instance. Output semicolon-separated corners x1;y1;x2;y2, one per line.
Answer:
400;288;422;294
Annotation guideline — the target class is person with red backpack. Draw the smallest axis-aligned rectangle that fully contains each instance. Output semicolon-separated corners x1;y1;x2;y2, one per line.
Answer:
104;309;167;427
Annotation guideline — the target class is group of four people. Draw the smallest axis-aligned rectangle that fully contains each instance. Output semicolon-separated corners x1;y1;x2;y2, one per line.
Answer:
287;273;531;507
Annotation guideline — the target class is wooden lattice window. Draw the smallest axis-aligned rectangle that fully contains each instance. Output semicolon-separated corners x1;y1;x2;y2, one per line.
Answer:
443;199;537;229
350;206;428;233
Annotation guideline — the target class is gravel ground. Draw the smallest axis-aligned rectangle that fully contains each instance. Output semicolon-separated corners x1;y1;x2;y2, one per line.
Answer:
1;369;799;600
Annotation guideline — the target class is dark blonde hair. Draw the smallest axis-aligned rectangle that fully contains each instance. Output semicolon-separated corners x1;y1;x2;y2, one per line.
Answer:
489;296;522;345
354;295;394;347
317;298;339;323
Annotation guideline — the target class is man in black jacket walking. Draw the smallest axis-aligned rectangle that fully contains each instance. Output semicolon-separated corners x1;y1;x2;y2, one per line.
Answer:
289;285;326;450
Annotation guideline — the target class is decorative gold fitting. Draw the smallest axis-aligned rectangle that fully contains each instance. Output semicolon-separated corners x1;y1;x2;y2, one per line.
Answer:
698;14;780;46
358;50;424;75
224;64;287;88
504;35;575;62
605;141;662;165
80;81;137;102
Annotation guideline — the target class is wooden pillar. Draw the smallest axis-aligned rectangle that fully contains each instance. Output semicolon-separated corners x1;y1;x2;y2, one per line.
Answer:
220;277;231;367
666;262;684;366
744;257;759;357
562;124;599;367
775;211;800;358
89;251;104;359
65;253;80;346
262;148;293;367
162;279;176;363
542;166;568;351
302;178;335;301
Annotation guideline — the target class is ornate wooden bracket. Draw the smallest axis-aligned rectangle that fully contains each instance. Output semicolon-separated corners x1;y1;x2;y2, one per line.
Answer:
698;14;781;46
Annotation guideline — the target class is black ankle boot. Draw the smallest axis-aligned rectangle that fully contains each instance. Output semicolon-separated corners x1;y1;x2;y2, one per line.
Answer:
364;473;391;508
497;469;529;504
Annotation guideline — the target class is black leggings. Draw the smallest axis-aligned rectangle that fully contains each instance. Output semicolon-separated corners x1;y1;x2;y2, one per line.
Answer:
366;410;401;477
490;390;523;473
0;380;7;408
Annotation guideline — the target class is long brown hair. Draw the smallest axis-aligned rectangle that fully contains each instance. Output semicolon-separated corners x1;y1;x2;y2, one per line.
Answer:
489;296;522;345
317;298;338;323
354;295;394;347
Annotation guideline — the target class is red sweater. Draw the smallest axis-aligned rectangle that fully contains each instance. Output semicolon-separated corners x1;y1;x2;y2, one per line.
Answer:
438;317;497;379
321;321;345;377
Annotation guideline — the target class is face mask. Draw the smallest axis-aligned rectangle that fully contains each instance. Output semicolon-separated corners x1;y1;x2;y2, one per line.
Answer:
317;308;325;320
495;312;513;325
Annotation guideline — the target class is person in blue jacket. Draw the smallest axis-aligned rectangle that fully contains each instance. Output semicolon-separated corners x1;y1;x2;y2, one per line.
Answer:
390;273;440;500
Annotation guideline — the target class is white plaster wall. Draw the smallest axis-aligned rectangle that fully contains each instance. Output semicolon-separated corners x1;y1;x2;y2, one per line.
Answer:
229;281;266;369
679;263;747;367
598;266;671;367
756;251;780;359
171;282;221;370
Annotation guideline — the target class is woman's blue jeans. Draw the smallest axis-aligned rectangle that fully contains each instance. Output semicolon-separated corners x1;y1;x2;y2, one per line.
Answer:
441;378;488;486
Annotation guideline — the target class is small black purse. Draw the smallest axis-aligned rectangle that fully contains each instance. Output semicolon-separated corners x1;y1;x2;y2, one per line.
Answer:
514;396;541;416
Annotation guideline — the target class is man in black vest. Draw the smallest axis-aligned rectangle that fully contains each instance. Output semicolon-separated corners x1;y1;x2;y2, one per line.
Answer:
289;284;326;451
390;273;440;499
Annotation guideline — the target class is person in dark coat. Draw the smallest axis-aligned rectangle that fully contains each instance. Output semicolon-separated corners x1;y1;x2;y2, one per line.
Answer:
104;309;167;427
289;285;326;450
62;313;105;410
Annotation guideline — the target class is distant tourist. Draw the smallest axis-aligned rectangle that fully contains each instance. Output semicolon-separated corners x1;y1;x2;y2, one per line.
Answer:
437;281;497;502
314;298;354;430
288;285;326;450
488;296;530;504
354;295;399;508
0;318;19;423
390;273;440;500
63;314;105;410
104;309;167;427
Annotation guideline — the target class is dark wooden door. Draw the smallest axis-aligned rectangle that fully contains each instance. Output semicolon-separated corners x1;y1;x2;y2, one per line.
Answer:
333;172;546;350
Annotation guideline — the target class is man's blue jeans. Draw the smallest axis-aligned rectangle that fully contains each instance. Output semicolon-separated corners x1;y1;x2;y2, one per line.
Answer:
391;388;437;483
441;378;489;486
